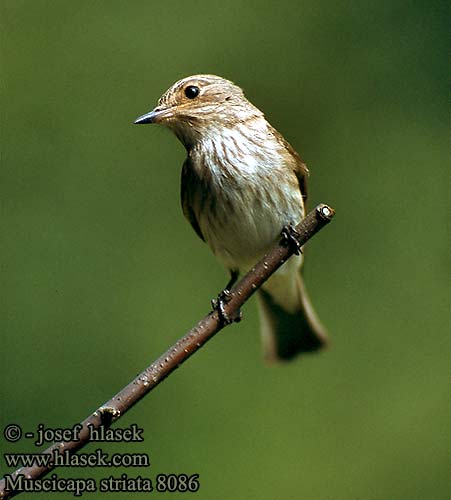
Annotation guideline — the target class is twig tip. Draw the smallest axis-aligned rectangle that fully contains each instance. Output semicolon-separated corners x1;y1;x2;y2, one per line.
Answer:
316;204;335;220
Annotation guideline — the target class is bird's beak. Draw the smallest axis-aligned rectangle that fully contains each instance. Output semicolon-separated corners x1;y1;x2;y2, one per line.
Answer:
134;106;169;125
134;109;157;125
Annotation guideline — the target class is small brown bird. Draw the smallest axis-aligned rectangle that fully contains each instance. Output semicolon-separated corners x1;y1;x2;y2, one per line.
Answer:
135;74;327;361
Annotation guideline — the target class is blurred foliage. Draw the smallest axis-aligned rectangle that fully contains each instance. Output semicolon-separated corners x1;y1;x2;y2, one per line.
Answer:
1;0;450;498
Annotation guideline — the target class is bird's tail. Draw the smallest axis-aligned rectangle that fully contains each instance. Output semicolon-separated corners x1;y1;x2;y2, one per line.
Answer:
256;273;328;362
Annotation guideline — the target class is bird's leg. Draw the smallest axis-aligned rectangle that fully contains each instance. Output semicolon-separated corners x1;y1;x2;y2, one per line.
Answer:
281;223;303;255
211;270;242;324
225;270;239;291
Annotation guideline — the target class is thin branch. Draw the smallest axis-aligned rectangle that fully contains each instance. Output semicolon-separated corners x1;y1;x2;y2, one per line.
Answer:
0;203;335;499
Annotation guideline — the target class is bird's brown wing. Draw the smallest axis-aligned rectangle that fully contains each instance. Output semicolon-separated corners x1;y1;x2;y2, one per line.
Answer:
289;146;309;206
181;157;205;242
269;125;309;206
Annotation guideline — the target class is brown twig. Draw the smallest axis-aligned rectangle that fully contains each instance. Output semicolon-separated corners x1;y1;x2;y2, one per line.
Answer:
0;203;335;499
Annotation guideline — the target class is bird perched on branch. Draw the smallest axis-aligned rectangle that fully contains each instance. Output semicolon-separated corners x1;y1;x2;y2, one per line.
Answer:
135;74;328;361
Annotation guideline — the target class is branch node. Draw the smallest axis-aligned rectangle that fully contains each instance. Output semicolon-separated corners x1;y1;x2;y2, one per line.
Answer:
95;406;121;426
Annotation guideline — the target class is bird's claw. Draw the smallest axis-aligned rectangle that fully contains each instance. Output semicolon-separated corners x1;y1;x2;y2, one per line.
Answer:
211;289;242;325
281;224;303;255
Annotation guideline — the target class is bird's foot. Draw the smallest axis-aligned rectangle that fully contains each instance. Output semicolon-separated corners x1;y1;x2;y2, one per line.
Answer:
211;289;242;325
281;224;303;255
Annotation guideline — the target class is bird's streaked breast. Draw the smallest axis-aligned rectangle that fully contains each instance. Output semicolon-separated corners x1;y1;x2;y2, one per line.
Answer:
185;120;305;272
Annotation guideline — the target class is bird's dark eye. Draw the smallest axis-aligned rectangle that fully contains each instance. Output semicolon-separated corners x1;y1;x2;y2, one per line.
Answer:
184;85;200;99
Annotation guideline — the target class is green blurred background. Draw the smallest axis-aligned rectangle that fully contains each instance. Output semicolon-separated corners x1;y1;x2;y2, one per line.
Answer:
1;0;449;498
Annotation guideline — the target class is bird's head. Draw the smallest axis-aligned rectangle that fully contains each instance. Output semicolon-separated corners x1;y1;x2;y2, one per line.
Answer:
134;74;263;148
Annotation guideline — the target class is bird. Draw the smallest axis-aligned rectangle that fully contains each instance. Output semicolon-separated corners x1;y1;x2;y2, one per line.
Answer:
134;74;328;361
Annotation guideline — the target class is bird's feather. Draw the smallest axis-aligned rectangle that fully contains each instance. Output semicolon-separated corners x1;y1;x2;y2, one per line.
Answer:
181;157;205;242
